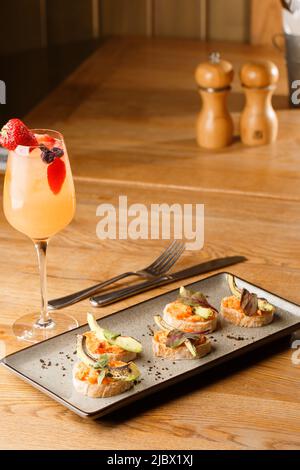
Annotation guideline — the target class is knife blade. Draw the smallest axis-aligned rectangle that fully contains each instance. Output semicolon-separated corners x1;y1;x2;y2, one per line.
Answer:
89;255;247;307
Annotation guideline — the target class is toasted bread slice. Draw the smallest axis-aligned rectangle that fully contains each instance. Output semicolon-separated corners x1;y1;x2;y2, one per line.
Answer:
220;296;274;327
152;330;211;360
84;331;137;363
163;302;217;333
72;362;134;398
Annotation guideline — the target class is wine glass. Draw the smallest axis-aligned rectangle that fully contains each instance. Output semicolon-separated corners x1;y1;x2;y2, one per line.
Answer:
3;129;78;342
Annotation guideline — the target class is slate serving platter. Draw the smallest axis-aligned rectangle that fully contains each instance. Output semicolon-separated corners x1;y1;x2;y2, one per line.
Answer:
1;272;300;419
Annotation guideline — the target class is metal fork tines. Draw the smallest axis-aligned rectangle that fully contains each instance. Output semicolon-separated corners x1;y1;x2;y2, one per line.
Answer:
136;240;185;278
48;240;185;310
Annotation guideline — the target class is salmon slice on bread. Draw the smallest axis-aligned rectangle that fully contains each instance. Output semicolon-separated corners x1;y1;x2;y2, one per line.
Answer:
73;335;140;398
152;315;211;360
220;274;275;328
83;312;142;363
162;286;218;333
84;331;137;363
73;361;135;398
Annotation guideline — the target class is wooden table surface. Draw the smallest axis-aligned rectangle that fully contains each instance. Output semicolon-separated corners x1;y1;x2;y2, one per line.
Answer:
1;38;300;450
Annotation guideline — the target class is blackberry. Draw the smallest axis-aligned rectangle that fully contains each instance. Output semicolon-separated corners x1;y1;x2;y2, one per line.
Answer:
40;144;64;164
41;148;55;164
52;147;64;158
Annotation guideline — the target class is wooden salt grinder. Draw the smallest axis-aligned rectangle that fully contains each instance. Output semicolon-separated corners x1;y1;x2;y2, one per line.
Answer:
240;61;279;146
195;52;234;149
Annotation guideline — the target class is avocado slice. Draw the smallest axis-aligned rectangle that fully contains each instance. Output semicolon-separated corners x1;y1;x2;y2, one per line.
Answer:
227;276;274;313
107;361;140;382
76;335;98;368
77;335;140;382
193;306;213;319
258;298;274;312
97;362;140;382
113;335;142;353
179;286;190;297
87;312;107;341
87;312;142;353
184;339;197;357
123;362;140;382
228;274;242;298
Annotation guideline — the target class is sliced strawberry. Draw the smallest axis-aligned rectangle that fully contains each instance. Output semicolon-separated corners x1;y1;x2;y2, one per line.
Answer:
35;133;56;149
0;119;38;150
47;158;66;194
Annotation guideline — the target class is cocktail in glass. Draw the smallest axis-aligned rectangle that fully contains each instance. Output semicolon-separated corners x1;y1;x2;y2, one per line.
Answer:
3;129;77;342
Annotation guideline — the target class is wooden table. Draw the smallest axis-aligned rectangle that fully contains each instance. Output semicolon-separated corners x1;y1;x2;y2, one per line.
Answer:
1;38;300;450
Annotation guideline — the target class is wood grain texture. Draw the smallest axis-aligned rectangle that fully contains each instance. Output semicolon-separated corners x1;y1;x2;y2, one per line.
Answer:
153;0;202;38
1;38;299;450
0;178;300;449
100;0;149;35
251;0;283;45
208;0;249;42
25;38;291;198
99;0;250;42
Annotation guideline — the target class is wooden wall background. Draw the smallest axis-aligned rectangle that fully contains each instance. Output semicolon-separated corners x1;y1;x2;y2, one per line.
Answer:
0;0;283;124
100;0;250;42
0;0;284;55
99;0;282;44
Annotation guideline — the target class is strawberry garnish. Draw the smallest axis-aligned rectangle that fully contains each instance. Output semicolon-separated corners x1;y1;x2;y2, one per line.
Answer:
35;133;56;149
47;158;66;194
0;119;38;150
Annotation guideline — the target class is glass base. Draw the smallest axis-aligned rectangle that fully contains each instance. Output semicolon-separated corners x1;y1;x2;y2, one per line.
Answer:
12;312;78;343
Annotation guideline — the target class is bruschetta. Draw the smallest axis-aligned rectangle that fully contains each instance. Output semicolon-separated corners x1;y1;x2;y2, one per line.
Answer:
152;315;211;360
73;335;140;398
83;313;142;363
220;274;275;327
162;286;218;333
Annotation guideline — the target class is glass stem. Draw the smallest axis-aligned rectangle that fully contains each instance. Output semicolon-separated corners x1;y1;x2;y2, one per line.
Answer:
34;240;51;328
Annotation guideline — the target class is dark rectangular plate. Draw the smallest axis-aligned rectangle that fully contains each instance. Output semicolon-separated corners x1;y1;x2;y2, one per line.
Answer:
1;272;300;419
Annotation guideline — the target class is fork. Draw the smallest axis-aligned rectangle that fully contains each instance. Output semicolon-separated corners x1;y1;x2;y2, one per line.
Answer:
48;240;185;310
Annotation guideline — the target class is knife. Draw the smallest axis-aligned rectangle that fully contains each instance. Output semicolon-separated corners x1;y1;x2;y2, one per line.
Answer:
89;256;247;307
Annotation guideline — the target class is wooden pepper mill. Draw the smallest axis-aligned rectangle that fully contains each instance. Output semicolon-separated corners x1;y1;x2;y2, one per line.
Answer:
240;61;279;146
195;52;234;149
